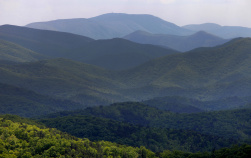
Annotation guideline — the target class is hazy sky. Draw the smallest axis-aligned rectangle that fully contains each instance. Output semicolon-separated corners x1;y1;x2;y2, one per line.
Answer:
1;0;251;27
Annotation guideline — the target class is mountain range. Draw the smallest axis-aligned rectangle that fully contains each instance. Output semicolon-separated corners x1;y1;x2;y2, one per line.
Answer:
26;13;193;39
124;30;229;52
25;13;251;40
0;25;177;70
1;13;251;156
116;37;251;100
0;36;251;106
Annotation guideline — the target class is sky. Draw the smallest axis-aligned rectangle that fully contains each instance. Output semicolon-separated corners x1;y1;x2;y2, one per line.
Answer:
0;0;251;27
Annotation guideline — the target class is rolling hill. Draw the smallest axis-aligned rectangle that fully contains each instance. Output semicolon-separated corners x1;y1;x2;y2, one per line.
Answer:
0;58;128;105
0;25;178;70
124;30;229;52
0;115;156;157
0;24;94;57
0;38;250;104
72;38;178;70
26;13;193;39
118;38;251;100
0;39;46;62
183;23;251;39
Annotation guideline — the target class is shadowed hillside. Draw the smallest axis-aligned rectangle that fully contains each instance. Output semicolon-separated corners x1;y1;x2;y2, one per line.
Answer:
0;83;88;117
0;25;177;70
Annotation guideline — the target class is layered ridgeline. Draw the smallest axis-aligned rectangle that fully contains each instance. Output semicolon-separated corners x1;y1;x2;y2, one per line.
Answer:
0;58;128;106
118;38;251;100
143;96;251;112
0;38;251;108
0;25;177;70
1;115;250;157
124;30;229;52
25;13;193;39
0;25;93;58
183;23;251;39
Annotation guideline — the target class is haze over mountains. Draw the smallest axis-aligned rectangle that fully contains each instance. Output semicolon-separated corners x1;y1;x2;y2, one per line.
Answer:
25;13;251;40
0;25;178;70
0;35;251;106
26;13;193;39
0;13;251;157
124;30;229;52
183;23;251;39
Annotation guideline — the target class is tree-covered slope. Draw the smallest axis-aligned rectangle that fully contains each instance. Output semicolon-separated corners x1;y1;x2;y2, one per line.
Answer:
0;39;46;62
26;13;193;39
1;115;250;157
118;38;251;100
0;58;128;106
72;38;178;70
0;83;88;117
0;36;250;105
39;114;237;153
124;30;229;52
0;115;156;158
45;102;251;142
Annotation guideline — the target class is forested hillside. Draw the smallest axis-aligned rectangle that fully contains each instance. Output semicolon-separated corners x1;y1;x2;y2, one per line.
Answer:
0;83;87;117
1;115;250;157
118;38;251;100
0;115;155;157
43;102;251;142
1;10;251;158
39;114;237;153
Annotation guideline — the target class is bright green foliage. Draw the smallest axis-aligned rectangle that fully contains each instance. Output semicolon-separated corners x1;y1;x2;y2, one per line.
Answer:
0;116;250;158
0;117;156;158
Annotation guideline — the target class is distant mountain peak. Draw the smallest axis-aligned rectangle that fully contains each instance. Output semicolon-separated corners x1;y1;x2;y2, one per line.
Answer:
25;13;193;39
183;23;222;31
189;30;223;39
